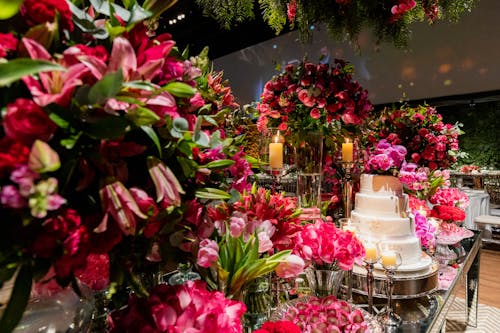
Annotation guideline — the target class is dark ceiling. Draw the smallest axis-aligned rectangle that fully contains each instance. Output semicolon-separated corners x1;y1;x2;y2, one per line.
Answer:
157;0;288;59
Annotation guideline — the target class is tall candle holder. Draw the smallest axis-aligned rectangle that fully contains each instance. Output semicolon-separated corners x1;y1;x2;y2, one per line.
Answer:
362;242;380;314
377;250;403;330
259;128;289;193
341;161;356;218
339;218;359;303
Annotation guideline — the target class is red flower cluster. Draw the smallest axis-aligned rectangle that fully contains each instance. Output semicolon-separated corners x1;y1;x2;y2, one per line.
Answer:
109;280;247;333
254;320;301;333
0;33;18;58
257;60;372;136
429;205;466;223
364;105;461;170
21;0;74;31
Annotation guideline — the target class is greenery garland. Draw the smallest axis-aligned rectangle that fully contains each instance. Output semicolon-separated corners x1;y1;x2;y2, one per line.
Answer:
194;0;478;49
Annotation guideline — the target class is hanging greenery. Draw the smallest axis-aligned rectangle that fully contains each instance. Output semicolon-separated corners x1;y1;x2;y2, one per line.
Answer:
194;0;478;48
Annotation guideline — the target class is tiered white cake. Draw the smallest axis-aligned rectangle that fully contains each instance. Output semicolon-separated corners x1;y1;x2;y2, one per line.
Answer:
351;174;432;271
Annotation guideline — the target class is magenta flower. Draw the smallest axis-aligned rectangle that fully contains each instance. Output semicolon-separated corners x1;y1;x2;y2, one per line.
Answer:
21;38;89;107
0;185;25;209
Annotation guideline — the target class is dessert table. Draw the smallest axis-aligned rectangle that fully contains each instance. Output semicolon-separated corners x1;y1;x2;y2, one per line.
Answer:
348;230;482;332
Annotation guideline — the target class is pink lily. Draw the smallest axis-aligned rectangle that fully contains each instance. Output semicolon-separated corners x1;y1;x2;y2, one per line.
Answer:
96;181;147;236
21;38;89;107
79;36;173;82
147;157;185;207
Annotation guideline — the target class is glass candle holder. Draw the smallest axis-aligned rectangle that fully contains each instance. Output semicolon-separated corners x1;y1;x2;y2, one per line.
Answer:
377;250;403;329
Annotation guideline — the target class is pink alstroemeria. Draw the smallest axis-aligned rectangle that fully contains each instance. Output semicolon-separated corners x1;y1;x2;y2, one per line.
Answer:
96;181;147;236
21;38;89;107
147;157;185;207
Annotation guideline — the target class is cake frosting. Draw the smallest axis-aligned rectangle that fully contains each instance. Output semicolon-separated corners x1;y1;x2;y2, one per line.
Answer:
351;174;431;271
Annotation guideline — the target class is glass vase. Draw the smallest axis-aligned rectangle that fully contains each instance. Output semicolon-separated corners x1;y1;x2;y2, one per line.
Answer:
304;267;344;297
242;277;271;332
293;131;323;220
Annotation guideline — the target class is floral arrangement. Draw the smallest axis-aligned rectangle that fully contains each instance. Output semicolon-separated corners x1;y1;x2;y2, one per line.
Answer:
0;0;255;329
256;59;372;139
108;280;247;333
293;220;365;270
194;185;305;298
413;210;436;250
429;188;469;210
277;295;368;332
364;139;407;175
459;165;481;174
364;104;463;170
195;0;477;49
399;164;450;199
253;320;302;333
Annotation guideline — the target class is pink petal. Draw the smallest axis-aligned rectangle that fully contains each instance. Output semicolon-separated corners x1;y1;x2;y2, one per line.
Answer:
108;37;137;81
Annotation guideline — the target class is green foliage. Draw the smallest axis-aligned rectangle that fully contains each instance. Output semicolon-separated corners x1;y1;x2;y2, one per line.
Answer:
195;0;255;29
440;102;500;169
194;0;478;49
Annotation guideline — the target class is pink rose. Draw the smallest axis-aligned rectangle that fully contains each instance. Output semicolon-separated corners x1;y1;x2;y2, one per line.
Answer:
197;239;219;268
310;107;320;119
4;98;58;146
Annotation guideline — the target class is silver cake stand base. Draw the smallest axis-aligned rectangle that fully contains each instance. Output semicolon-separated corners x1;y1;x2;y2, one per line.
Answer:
350;260;439;299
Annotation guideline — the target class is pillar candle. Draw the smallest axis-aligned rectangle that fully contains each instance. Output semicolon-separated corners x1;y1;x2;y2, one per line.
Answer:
269;135;283;169
381;250;397;267
342;139;353;162
364;243;378;262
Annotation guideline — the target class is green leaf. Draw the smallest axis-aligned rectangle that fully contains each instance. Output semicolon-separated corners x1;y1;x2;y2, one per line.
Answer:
195;188;231;200
48;112;70;129
0;265;33;333
141;125;162;157
60;132;83;149
0;59;65;87
84;116;130;139
129;2;152;23
89;0;132;21
88;70;123;104
127;106;160;126
0;0;22;19
123;80;157;91
202;159;235;170
170;117;189;138
163;81;197;98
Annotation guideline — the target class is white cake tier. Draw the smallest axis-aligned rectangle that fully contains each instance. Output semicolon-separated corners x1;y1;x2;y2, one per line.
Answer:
357;233;423;267
354;192;408;217
351;212;414;237
359;174;403;196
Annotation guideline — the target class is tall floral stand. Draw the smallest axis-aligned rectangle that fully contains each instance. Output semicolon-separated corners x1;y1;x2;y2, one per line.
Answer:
294;131;324;220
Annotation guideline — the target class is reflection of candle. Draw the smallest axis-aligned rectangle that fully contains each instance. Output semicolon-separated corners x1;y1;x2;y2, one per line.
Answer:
342;138;353;162
364;243;378;262
269;135;283;169
381;250;397;267
343;224;357;234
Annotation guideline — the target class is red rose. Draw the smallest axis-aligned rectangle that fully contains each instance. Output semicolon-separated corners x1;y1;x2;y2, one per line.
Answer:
0;137;30;179
0;33;18;58
4;98;58;146
429;205;466;222
21;0;74;31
